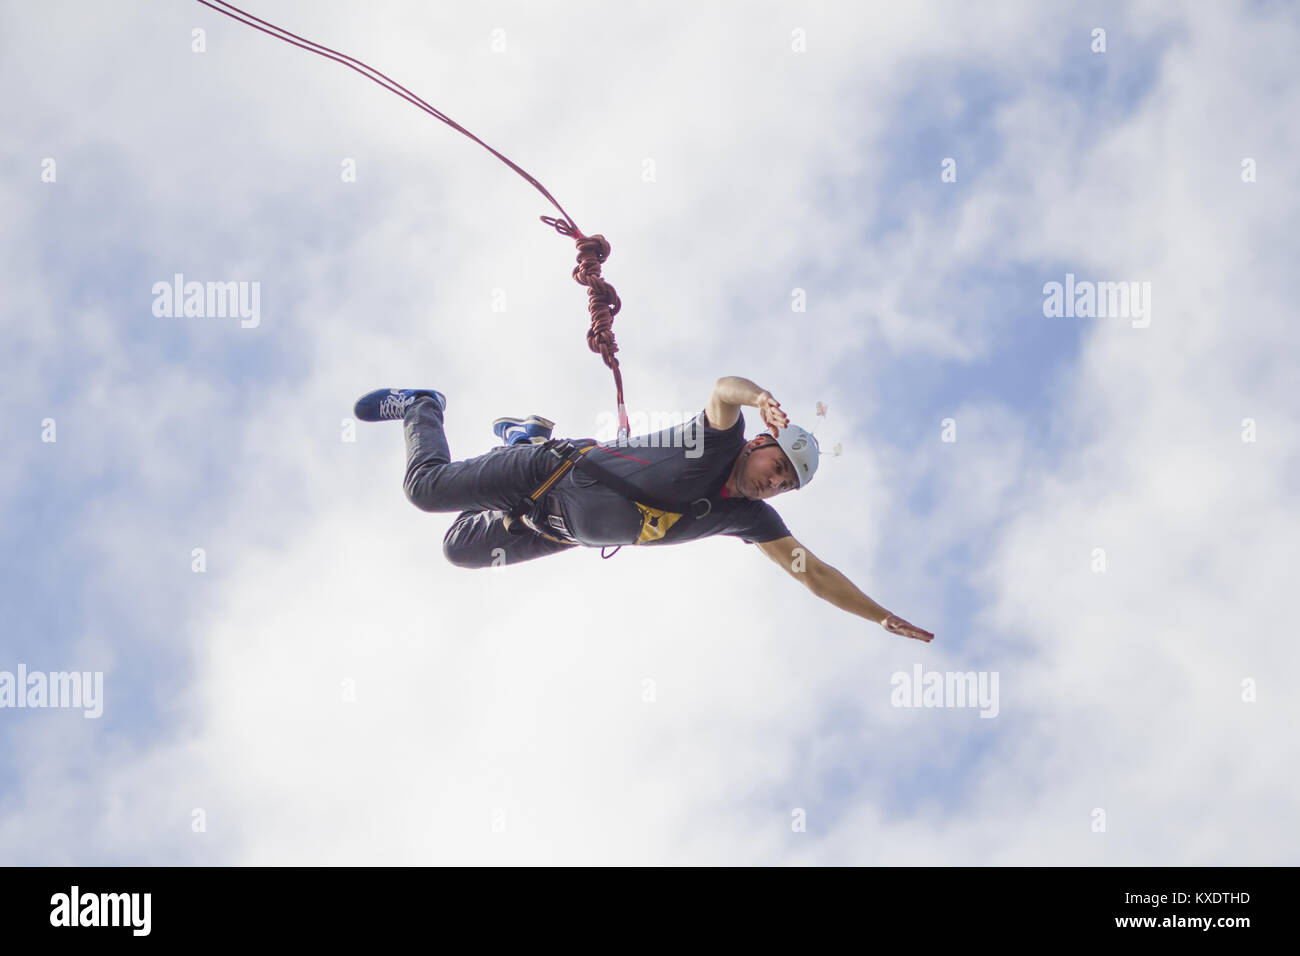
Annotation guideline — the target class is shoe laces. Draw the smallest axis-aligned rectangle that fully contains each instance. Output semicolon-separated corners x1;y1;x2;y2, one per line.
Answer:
379;390;413;419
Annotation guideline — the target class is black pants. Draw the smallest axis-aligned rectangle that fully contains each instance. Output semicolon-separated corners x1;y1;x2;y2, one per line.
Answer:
402;396;576;568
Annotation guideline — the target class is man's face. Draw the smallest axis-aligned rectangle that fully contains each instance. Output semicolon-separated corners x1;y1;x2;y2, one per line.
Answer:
736;439;798;499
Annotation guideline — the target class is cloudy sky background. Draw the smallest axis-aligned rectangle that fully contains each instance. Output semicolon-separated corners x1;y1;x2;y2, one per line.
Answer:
1;0;1296;864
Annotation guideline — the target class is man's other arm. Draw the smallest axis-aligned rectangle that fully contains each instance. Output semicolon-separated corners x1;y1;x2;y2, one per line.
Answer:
754;535;934;641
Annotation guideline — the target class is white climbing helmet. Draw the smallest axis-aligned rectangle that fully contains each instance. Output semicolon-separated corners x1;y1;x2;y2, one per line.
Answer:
772;423;820;488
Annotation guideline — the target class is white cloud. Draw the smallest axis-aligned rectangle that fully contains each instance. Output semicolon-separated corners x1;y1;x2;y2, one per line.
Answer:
1;0;1296;865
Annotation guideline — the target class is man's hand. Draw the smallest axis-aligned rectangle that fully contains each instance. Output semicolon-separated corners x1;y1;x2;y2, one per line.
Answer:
756;391;790;434
882;614;934;643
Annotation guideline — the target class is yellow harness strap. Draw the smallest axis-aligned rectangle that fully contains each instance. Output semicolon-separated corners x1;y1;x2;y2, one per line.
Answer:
504;445;595;543
526;444;595;499
515;444;686;547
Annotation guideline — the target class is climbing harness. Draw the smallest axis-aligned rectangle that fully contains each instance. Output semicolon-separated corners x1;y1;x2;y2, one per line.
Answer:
504;440;722;559
503;443;595;548
194;0;632;440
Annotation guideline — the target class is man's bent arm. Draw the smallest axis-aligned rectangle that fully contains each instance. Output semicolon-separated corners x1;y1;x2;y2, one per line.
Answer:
713;376;767;408
708;377;786;432
708;376;768;431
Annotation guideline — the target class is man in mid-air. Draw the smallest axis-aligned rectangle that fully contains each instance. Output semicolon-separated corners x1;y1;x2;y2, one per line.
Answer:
355;375;934;642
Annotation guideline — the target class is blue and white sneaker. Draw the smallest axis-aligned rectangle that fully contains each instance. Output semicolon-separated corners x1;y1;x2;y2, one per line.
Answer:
354;388;446;422
492;415;555;446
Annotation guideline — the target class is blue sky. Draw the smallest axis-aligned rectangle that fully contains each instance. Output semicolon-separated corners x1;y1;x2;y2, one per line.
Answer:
1;0;1296;864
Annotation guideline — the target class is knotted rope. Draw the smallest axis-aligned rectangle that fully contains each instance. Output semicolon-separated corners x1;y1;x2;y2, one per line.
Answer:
196;0;630;437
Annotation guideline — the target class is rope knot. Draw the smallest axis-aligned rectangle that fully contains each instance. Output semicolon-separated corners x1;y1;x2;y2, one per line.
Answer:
566;233;624;411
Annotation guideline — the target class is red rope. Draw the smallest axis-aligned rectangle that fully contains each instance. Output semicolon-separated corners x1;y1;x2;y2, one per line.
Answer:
195;0;629;436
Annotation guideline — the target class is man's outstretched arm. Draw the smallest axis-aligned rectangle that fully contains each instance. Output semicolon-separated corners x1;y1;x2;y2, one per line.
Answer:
755;535;934;642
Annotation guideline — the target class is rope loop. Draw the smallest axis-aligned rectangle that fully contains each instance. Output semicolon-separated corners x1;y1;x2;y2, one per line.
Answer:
540;215;581;238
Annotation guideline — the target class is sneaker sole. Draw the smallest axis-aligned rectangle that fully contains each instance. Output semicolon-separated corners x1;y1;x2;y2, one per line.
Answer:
492;415;555;429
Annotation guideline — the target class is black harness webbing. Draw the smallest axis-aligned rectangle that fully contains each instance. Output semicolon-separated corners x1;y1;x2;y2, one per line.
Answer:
505;440;720;554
